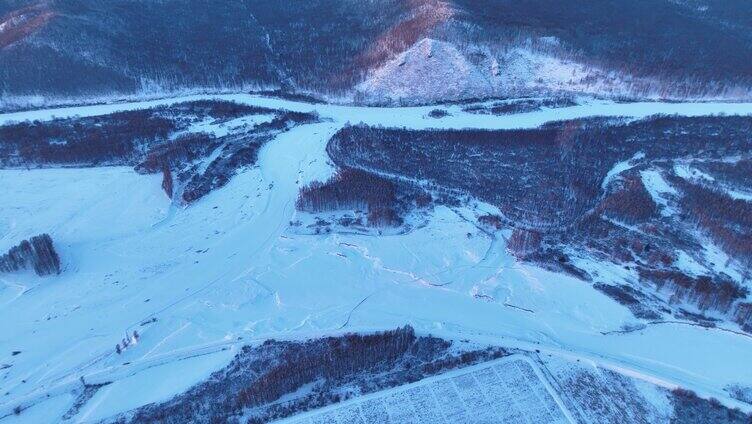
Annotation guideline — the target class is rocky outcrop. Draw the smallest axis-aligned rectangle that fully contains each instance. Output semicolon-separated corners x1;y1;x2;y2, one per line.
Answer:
0;234;61;276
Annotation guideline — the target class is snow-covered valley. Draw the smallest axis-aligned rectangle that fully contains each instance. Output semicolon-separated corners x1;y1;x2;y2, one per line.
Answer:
2;94;752;422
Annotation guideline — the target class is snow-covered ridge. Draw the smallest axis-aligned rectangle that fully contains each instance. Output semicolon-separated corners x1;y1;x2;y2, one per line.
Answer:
356;38;494;105
352;34;752;105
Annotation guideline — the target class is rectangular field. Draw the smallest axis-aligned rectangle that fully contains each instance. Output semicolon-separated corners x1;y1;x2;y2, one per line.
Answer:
278;355;572;424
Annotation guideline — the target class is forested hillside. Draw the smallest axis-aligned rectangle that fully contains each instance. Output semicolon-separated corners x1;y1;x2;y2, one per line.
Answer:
2;0;752;105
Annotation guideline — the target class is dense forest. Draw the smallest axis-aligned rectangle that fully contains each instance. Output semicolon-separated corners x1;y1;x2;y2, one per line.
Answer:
0;100;319;203
296;168;432;228
328;116;752;230
109;327;507;424
0;233;60;276
0;100;269;167
3;0;752;103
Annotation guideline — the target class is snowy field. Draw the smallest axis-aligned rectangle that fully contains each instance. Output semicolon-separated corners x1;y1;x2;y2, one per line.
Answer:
277;355;571;424
2;94;752;422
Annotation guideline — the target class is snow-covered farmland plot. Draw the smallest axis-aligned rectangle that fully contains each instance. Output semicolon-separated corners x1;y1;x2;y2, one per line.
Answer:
539;355;673;424
280;355;570;424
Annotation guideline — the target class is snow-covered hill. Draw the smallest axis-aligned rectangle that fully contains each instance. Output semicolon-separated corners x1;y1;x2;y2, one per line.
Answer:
355;38;672;104
356;38;494;104
3;0;752;106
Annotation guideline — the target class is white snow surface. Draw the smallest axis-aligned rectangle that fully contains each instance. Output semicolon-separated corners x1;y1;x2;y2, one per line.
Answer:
2;94;752;422
174;114;276;139
726;189;752;202
602;151;645;190
640;169;678;216
673;163;715;183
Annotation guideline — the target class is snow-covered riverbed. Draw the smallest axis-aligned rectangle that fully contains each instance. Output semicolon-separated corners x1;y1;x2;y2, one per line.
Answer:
5;93;752;129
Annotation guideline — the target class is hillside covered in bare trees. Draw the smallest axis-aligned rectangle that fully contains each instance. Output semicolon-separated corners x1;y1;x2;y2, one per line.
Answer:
325;116;752;331
3;0;752;106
